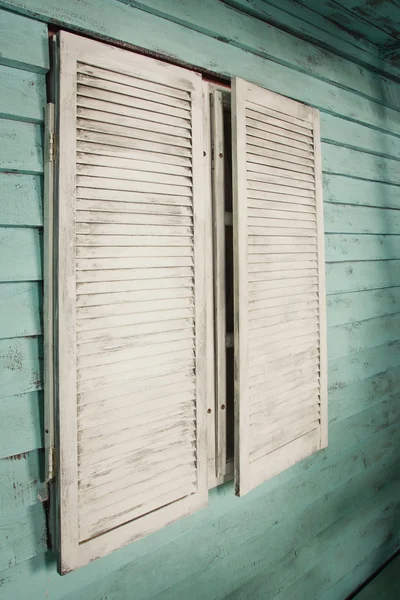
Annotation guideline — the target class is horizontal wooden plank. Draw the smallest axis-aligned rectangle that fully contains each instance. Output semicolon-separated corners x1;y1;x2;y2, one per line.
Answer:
326;260;400;295
321;113;400;161
0;120;43;174
0;65;45;123
0;173;42;227
0;503;46;571
0;391;42;459
0;227;42;282
325;204;400;235
323;174;400;210
0;336;42;399
0;449;44;514
327;287;400;327
329;341;400;391
323;144;400;186
328;313;400;361
325;234;400;262
329;362;400;427
0;282;42;340
0;10;49;73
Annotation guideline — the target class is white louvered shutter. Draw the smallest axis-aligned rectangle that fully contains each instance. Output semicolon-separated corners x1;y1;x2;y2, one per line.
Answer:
55;32;208;573
232;78;327;496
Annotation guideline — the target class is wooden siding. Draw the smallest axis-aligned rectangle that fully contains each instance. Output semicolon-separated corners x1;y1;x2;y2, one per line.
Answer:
0;2;399;599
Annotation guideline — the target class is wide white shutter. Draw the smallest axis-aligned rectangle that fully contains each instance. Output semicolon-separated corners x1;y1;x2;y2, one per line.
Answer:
55;32;208;573
232;78;327;496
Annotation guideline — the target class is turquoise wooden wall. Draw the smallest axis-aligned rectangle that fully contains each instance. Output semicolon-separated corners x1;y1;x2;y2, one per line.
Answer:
0;1;399;598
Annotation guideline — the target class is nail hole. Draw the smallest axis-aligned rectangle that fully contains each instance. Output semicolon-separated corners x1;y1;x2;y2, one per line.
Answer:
221;404;225;410
219;153;223;158
203;151;206;156
207;408;212;414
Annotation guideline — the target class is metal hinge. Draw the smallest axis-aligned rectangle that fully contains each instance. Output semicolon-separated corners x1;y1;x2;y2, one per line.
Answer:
47;446;56;481
49;131;55;162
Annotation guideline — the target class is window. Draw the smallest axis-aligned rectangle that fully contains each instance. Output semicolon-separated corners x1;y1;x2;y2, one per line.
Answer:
45;31;327;573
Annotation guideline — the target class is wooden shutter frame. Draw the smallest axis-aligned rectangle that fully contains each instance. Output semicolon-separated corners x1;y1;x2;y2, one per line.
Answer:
54;31;209;574
232;78;328;497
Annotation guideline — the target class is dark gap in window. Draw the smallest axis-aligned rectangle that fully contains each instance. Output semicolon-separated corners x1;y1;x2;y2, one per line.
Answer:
223;100;234;462
226;346;235;461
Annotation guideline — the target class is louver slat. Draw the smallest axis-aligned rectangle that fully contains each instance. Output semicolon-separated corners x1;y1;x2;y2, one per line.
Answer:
232;78;327;497
55;31;208;574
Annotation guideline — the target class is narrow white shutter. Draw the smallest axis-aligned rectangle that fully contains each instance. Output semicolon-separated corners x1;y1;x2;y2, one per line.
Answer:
55;32;208;573
232;78;327;496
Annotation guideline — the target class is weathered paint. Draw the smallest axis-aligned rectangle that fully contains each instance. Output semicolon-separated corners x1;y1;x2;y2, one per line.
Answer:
0;2;399;599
